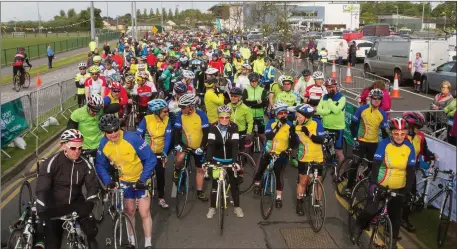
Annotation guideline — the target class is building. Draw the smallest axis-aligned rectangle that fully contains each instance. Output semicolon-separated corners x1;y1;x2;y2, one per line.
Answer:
378;14;422;31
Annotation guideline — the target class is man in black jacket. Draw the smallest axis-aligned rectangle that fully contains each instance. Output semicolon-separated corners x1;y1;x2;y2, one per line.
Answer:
34;129;100;249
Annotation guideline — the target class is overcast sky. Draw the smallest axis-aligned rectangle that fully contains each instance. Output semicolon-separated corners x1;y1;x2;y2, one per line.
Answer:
1;1;220;22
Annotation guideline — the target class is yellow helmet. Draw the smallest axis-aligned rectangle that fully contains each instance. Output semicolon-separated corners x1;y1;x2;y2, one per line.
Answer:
93;55;102;62
88;65;100;74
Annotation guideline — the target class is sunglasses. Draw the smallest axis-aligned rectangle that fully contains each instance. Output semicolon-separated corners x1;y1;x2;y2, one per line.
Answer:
66;145;83;151
250;80;258;83
105;128;120;134
392;131;407;137
111;89;121;93
277;111;288;115
90;73;99;76
89;108;101;113
219;116;230;120
283;82;292;85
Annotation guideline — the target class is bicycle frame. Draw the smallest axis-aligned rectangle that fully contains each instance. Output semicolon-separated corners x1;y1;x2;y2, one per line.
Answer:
177;149;194;192
263;154;278;196
208;164;236;210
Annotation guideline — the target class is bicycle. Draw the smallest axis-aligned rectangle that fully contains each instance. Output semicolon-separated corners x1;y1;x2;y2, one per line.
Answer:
174;148;197;218
304;163;327;232
321;130;338;183
236;138;258;194
206;162;238;235
126;100;138;131
408;161;437;213
81;149;106;223
13;66;31;92
48;212;89;249
8;198;38;249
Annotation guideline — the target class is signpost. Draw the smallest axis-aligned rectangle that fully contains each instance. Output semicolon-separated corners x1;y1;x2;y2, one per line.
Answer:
1;99;29;148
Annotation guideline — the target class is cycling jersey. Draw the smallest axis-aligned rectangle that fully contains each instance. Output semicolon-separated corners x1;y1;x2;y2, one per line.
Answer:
207;122;239;161
352;104;388;143
103;68;118;78
69;106;103;150
243;85;267;119
129;63;138;74
136;115;172;154
261;66;276;86
253;58;266;75
204;89;225;124
294;77;315;99
75;73;90;95
305;84;327;107
13;52;29;67
227;102;253;134
276;91;297;107
209;60;224;74
233;59;243;72
264;119;293;154
374;138;416;189
296;118;325;163
84;77;107;96
239;47;251;61
174;109;210;149
269;82;282;99
406;131;434;161
316;92;346;130
133;83;154;107
96;130;157;185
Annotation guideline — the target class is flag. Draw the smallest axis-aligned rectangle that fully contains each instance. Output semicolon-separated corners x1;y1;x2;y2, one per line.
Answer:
36;73;42;87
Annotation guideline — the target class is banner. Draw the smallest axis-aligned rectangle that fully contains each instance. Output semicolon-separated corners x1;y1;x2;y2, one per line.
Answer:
1;98;29;148
343;103;356;146
216;17;222;33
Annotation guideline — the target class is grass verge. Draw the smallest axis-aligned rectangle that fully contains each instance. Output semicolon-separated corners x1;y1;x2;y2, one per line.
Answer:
410;207;457;249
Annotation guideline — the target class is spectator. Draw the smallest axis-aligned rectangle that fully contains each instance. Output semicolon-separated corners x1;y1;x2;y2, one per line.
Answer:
307;39;315;50
103;42;111;56
358;80;392;112
87;48;100;67
413;52;423;93
348;41;357;66
298;47;308;67
46;44;54;69
336;41;346;65
112;49;124;72
431;81;454;110
309;47;320;72
444;88;456;144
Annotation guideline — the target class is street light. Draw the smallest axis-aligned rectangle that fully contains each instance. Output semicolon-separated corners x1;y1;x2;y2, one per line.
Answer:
13;16;17;31
394;5;398;32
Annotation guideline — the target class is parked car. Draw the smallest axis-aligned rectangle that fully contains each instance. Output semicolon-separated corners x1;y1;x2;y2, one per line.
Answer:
421;61;456;92
350;39;373;62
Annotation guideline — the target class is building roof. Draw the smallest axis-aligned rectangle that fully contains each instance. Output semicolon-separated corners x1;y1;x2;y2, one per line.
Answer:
166;20;176;26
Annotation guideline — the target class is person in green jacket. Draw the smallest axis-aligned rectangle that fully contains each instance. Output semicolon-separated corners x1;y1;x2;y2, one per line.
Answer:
228;87;254;149
316;79;346;165
158;56;178;93
242;72;268;146
443;94;456;118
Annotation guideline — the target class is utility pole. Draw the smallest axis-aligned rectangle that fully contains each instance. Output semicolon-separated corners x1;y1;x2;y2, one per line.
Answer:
37;2;41;34
394;5;399;32
421;2;425;31
131;2;134;37
134;1;138;39
161;1;164;32
90;1;95;40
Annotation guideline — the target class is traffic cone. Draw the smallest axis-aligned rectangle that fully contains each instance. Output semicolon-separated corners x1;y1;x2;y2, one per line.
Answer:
391;73;402;99
331;60;337;79
345;63;352;83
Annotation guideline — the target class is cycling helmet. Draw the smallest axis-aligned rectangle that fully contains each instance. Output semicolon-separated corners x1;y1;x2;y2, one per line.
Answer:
93;56;102;62
110;82;122;91
78;62;87;69
230;87;243;96
279;75;294;86
302;69;311;77
99;114;120;132
235;53;241;58
402;111;426;128
86;93;104;110
157;54;164;59
389;118;408;131
174;82;188;94
148;99;168;114
273;101;288;115
60;129;84;143
324;78;338;87
178;93;196;107
258;50;265;55
88;65;100;74
168;56;178;63
137;64;146;70
369;88;384;99
247;72;260;82
182;70;195;79
110;74;121;83
205;67;219;75
217;105;232;115
296;104;314;118
197;51;203;56
125;75;134;82
242;64;252;70
18;47;25;52
264;57;272;63
312;71;324;80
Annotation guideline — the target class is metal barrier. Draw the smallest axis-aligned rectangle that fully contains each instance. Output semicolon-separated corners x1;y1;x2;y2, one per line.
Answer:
387;109;450;139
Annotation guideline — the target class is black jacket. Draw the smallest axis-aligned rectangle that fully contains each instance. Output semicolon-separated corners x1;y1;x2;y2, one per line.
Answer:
36;151;100;213
206;122;239;162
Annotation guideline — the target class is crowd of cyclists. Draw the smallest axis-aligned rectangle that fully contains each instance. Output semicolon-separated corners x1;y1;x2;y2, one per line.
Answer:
20;30;440;249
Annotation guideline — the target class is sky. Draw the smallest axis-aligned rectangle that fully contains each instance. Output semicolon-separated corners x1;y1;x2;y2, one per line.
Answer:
1;0;220;22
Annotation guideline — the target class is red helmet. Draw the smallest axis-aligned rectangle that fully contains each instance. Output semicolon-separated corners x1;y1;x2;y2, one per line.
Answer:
402;112;425;128
18;47;25;52
324;78;338;87
389;118;408;130
110;81;122;91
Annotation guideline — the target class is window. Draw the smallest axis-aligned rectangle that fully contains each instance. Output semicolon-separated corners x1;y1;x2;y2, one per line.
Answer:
357;42;373;48
436;62;455;72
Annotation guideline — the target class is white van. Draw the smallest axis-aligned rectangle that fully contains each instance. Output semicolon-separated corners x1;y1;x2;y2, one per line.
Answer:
364;37;449;85
351;39;373;61
316;39;349;61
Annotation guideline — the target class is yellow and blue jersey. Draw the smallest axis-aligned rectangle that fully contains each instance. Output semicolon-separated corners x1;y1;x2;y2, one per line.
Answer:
374;138;416;189
95;130;157;185
174;109;210;149
136;115;172;154
296;118;325;163
353;104;388;143
264;119;293;154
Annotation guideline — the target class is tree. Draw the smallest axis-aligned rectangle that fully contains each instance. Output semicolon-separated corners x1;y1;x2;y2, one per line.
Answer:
143;8;147;19
156;8;160;17
136;9;141;19
149;8;154;18
162;8;167;20
174;7;179;19
168;8;173;19
59;10;66;18
226;3;245;31
67;8;76;19
431;2;456;31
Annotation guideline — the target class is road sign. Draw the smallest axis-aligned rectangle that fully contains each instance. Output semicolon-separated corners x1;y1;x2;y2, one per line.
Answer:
152;26;158;34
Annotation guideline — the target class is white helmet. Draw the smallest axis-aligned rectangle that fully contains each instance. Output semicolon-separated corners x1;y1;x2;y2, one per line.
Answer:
86;93;104;110
178;93;196;107
182;70;195;79
60;129;84;143
78;62;87;69
312;71;324;80
273;101;288;115
205;67;219;75
137;64;146;70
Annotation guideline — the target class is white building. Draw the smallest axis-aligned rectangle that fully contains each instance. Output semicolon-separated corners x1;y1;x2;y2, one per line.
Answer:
292;2;360;30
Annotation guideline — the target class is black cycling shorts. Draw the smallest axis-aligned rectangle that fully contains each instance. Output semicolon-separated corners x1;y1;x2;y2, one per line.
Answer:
298;162;323;176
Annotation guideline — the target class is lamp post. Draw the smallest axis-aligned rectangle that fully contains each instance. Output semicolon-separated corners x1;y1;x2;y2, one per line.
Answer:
13;17;17;31
394;5;398;32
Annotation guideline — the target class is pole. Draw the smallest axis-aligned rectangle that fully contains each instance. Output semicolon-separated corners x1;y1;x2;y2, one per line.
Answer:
131;2;134;37
37;3;41;35
116;16;119;32
90;1;95;40
134;2;138;39
421;2;425;31
395;6;398;32
161;1;164;32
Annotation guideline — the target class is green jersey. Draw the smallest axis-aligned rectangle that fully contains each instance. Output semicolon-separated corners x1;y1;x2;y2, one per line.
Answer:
227;102;254;134
70;105;104;150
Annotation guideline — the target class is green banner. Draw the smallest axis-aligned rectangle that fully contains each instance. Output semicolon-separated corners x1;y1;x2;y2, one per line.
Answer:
216;17;222;33
343;103;356;146
1;98;29;148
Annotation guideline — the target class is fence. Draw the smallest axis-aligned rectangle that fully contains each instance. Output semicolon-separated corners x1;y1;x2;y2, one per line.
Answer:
2;31;120;67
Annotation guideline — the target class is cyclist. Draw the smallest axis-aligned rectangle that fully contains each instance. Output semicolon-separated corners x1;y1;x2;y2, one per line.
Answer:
91;55;103;72
401;111;438;232
204;105;244;218
75;62;90;107
347;89;390;195
95;114;157;249
294;69;315;103
222;55;234;84
294;104;325;216
158;56;178;93
253;101;295;208
12;47;32;85
316;78;346;165
84;66;107;98
35;129;100;249
235;63;251;91
204;78;227;124
103;82;127;119
227;87;254;149
261;57;276;90
136;63;153;83
136;99;172;209
102;59;118;78
173;94;210;202
239;42;251;63
269;75;297;121
351;118;416;249
252;50;266;75
209;53;224;74
169;82;189;122
181;70;197;95
242;72;268;146
67;93;104;154
304;71;327;108
233;53;244;75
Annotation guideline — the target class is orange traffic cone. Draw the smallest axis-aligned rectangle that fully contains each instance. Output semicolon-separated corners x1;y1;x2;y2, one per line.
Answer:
331;60;337;79
391;73;402;99
345;63;352;83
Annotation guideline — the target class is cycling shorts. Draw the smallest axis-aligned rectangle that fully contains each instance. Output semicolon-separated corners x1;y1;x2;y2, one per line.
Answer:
325;128;344;149
298;162;323;176
120;181;148;199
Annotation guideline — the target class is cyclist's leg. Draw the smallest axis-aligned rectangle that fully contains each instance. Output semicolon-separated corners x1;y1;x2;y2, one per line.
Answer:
79;215;99;249
77;94;85;107
333;129;345;165
194;154;208;201
137;191;152;247
354;190;381;234
122;185;138;243
346;142;368;190
43;219;65;249
155;157;168;208
388;195;406;245
296;162;310;214
401;171;417;231
13;66;18;78
365;142;378;169
228;168;240;207
254;153;270;183
273;155;288;197
19;66;25;83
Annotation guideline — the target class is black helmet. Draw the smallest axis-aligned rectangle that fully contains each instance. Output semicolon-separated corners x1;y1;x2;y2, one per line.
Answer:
264;57;272;63
302;69;311;77
99;114;120;132
247;72;261;82
168;56;178;63
230;87;243;96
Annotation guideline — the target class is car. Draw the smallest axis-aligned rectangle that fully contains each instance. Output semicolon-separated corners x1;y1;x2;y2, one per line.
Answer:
421;61;456;93
350;39;373;62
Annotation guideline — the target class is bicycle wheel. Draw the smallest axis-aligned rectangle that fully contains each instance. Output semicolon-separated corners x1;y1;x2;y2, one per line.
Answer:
369;216;393;249
413;168;427;212
218;182;225;236
92;191;105;223
175;168;191;218
23;72;31;88
260;171;276;220
13;74;22;92
18;180;33;217
348;177;370;239
307;179;326;232
437;191;452;248
114;213;137;249
334;158;352;197
7;229;26;249
238;152;257;194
